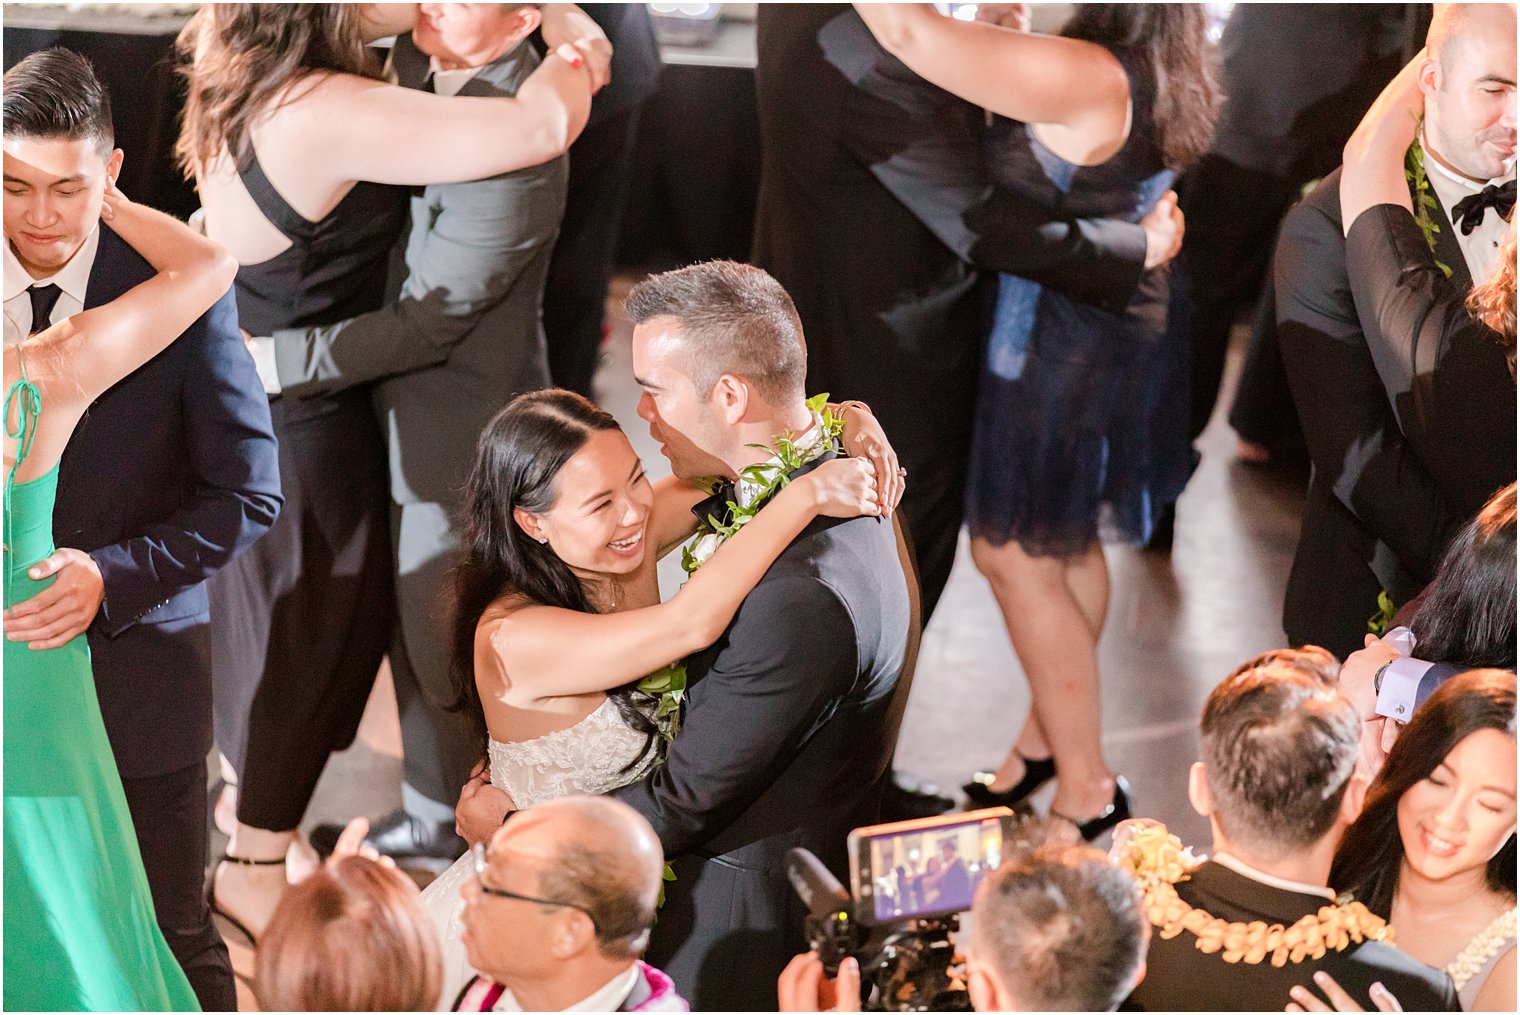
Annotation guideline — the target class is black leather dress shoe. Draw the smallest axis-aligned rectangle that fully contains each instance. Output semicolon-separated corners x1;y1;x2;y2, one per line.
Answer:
308;808;465;864
880;776;956;821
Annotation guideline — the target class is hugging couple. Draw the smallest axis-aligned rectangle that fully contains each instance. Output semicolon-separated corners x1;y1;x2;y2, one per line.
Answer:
424;260;915;1011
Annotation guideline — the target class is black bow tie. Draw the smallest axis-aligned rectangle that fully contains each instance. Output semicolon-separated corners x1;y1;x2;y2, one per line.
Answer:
690;479;739;530
1451;179;1516;235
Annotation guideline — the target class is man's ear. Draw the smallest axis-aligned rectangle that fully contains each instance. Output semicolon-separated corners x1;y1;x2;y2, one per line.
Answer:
1339;772;1369;826
1187;761;1213;819
711;374;749;426
966;963;1001;1013
105;148;124;189
1417;53;1442;100
513;506;545;544
514;4;543;42
549;909;597;962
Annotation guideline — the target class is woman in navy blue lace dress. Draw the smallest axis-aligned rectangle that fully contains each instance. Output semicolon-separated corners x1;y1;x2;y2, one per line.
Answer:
857;4;1219;839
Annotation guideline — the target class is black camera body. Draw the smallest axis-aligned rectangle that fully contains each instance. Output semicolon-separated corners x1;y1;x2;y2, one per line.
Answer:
787;807;1024;1012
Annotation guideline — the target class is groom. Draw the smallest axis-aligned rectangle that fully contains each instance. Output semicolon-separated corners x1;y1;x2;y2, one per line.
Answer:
460;261;913;1010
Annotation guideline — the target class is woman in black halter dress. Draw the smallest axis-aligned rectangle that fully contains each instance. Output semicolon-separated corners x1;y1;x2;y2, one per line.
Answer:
175;3;599;937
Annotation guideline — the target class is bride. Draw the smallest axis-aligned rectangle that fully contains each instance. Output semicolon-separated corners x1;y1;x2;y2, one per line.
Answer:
421;387;898;998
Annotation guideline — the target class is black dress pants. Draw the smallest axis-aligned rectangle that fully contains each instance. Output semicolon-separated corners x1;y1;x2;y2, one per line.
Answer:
120;761;236;1013
212;392;394;831
543;104;645;398
1178;154;1301;443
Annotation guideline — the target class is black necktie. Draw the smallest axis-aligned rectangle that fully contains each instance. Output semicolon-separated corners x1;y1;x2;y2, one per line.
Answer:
28;283;62;335
1451;180;1517;235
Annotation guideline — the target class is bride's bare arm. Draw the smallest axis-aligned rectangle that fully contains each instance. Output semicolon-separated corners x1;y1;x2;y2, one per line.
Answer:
650;401;905;557
490;459;882;701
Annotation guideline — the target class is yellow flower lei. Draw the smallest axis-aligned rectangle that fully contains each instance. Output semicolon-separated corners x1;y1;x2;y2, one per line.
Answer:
1117;823;1394;968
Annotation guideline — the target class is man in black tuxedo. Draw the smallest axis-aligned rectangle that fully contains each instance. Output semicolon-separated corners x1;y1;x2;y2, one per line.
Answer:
1276;3;1517;658
2;49;281;1011
1126;648;1457;1011
751;4;1182;624
608;262;912;1010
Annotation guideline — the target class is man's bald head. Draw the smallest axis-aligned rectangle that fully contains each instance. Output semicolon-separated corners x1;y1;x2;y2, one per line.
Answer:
1421;3;1518;180
489;797;663;959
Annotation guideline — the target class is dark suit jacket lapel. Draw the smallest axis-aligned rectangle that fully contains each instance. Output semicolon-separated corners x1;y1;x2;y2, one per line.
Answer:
83;224;140;310
1426;189;1474;291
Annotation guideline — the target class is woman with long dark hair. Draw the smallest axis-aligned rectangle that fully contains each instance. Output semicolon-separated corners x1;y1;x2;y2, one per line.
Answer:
177;2;606;937
855;3;1220;839
419;388;892;996
1330;670;1516;1011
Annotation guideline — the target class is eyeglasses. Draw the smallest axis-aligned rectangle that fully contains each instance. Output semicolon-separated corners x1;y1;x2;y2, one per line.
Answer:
470;842;600;932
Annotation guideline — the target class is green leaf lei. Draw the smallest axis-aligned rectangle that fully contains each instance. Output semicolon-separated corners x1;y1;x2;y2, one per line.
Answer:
1405;126;1454;279
680;392;847;576
636;394;846;909
634;393;847;765
1367;590;1398;637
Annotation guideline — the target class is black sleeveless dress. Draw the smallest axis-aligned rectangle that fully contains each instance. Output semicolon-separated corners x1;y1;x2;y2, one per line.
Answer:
966;45;1190;558
209;151;409;830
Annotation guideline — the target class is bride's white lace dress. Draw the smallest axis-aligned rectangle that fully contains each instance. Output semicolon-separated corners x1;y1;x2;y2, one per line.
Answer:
422;698;658;1007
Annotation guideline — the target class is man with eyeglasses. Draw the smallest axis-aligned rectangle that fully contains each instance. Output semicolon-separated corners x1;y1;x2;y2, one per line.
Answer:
449;796;688;1012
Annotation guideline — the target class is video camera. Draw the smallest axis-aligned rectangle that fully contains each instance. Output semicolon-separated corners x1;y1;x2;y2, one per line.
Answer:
786;807;1028;1012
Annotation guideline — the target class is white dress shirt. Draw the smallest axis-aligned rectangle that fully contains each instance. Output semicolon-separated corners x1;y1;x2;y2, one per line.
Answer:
735;414;825;507
489;964;642;1013
3;229;101;344
1213;852;1337;901
1421;126;1515;283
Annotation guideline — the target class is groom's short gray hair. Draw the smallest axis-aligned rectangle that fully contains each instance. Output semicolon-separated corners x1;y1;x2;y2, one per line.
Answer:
625;260;807;404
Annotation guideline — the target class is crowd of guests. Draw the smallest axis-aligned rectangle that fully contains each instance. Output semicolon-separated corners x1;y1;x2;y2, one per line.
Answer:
1;1;1515;1012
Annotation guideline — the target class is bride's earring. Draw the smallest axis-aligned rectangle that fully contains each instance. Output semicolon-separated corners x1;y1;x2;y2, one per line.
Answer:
538;536;549;544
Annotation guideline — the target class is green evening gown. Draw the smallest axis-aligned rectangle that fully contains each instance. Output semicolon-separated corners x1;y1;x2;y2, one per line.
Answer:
3;378;200;1012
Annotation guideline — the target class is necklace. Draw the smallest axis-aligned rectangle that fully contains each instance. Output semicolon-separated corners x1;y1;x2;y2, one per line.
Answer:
1447;906;1517;991
1117;823;1393;967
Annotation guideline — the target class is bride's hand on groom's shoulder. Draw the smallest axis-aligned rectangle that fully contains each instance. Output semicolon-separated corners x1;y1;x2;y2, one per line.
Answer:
803;458;884;520
838;403;905;516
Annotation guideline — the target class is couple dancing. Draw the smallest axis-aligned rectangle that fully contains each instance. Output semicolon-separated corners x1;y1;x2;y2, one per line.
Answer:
420;260;915;1010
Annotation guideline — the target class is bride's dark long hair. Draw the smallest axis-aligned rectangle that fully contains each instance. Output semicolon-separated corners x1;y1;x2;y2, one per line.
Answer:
450;389;658;766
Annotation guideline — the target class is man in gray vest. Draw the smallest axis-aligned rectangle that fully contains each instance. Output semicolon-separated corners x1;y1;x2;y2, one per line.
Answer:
246;3;568;860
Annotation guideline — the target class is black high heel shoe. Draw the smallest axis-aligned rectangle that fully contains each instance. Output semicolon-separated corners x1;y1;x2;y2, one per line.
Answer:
1049;775;1133;842
206;854;285;945
962;754;1057;809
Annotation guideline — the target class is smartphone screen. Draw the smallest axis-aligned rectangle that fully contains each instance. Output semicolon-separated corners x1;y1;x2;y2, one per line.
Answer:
850;810;1011;924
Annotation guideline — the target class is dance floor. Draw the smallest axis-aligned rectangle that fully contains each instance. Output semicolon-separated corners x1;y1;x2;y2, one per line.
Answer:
212;279;1307;1006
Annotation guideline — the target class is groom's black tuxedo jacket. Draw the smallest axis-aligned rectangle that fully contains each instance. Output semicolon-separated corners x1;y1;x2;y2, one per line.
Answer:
1125;861;1458;1011
611;453;912;1011
53;224;281;779
1275;168;1509;658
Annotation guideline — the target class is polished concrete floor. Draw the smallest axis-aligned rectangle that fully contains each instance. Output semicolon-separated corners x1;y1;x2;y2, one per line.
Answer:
213;282;1307;1006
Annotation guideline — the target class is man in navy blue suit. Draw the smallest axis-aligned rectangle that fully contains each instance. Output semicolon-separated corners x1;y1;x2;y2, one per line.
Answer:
3;48;281;1011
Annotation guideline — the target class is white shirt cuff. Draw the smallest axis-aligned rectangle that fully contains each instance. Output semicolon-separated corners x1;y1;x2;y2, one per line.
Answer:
1375;656;1435;721
248;335;283;395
